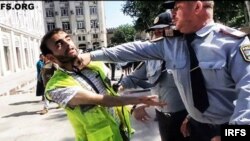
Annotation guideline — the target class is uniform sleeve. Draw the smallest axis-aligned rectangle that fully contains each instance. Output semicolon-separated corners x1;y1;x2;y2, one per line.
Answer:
229;37;250;125
90;40;165;62
121;62;149;89
47;87;79;108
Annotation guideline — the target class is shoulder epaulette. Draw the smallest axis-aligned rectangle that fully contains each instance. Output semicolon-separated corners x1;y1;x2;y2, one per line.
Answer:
220;26;247;39
150;37;164;42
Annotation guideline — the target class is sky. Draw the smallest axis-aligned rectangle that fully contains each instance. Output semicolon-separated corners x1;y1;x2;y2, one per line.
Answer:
104;1;134;28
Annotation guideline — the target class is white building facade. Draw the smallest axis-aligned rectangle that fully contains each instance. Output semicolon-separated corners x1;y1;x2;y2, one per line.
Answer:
43;0;107;51
0;1;45;96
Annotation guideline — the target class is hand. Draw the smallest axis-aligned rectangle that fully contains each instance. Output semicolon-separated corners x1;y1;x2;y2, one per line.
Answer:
118;85;125;93
180;116;190;137
74;53;91;70
139;95;166;107
211;136;221;141
133;104;151;122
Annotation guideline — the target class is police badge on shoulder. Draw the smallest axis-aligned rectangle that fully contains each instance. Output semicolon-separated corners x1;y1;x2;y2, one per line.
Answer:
240;44;250;62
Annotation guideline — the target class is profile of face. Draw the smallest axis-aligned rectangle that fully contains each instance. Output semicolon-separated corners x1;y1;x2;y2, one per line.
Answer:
39;54;45;61
46;31;79;64
172;1;196;33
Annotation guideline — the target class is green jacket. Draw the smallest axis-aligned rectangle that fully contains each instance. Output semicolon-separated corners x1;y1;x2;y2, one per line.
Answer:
46;61;132;141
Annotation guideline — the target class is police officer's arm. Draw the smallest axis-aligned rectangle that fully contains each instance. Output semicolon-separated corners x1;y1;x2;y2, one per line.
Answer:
75;40;166;70
68;89;165;107
229;37;250;124
120;62;148;90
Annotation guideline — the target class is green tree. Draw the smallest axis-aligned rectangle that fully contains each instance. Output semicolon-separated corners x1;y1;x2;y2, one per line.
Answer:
122;1;247;30
122;1;165;31
111;24;136;44
214;1;246;27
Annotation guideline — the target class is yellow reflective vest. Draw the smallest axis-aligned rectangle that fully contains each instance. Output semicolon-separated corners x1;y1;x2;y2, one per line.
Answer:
45;61;133;141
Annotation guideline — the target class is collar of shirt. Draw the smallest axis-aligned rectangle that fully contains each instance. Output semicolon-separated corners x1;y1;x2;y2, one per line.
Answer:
196;21;215;37
58;67;76;75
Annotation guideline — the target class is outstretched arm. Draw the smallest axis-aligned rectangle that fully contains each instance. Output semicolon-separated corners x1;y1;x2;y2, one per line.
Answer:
74;40;166;70
47;87;166;108
69;89;165;107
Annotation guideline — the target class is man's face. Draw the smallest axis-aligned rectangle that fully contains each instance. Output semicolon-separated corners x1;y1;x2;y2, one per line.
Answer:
172;1;196;33
152;28;164;38
46;31;78;63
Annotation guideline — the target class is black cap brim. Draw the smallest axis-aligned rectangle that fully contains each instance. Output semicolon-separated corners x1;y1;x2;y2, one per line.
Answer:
162;1;175;9
146;24;170;32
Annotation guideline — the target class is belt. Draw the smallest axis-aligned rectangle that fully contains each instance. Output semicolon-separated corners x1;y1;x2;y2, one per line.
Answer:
156;109;172;117
156;109;187;117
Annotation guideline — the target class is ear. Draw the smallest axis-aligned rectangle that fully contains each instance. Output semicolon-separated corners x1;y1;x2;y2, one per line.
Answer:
46;54;57;63
194;1;203;14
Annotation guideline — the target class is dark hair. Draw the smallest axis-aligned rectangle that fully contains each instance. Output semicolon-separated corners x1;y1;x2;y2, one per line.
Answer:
40;28;64;55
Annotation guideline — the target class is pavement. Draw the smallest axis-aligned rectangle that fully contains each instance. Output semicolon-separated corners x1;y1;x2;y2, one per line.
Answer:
0;68;36;96
0;68;161;141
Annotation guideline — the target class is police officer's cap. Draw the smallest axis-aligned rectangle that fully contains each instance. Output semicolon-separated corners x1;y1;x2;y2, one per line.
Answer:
162;1;175;9
146;11;172;32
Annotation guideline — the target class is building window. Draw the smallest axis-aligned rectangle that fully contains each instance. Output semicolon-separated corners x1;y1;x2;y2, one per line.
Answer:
77;21;85;29
62;22;70;30
78;36;81;41
24;48;29;67
78;36;85;41
46;8;54;17
90;20;99;28
93;34;98;38
16;47;21;69
90;6;97;15
4;46;11;71
76;6;83;15
47;22;55;31
61;7;69;16
79;44;87;51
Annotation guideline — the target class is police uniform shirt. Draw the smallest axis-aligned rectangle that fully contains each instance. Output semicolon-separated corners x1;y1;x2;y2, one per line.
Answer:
121;59;186;113
90;22;250;125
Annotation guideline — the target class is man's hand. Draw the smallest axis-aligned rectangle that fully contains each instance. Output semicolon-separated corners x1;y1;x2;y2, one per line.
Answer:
133;104;151;122
211;136;221;141
139;95;166;107
74;53;91;70
180;116;190;137
118;85;125;93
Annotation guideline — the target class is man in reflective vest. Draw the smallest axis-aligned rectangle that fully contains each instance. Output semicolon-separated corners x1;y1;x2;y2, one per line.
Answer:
40;28;165;141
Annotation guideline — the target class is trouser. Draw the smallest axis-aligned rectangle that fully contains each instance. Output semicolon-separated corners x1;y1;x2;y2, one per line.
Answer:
43;95;50;109
110;63;116;79
156;109;189;141
189;117;227;141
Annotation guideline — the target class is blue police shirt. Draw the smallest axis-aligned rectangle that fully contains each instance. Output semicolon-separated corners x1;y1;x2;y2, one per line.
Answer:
121;60;186;113
90;22;250;125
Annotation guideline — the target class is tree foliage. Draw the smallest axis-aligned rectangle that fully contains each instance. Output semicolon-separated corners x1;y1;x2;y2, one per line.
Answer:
122;1;166;31
111;24;136;45
122;1;247;31
214;1;246;27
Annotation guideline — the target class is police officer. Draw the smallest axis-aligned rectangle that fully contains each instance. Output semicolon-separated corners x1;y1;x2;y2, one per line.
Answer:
119;11;188;141
76;1;250;140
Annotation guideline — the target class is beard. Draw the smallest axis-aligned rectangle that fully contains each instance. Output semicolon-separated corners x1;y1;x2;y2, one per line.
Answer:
54;55;77;63
54;48;79;64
